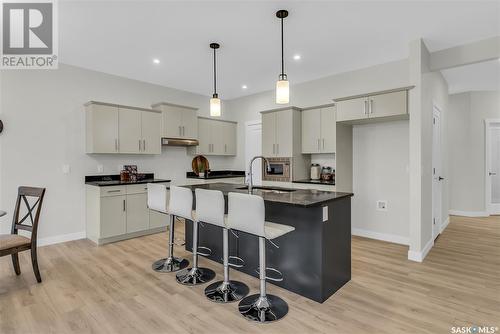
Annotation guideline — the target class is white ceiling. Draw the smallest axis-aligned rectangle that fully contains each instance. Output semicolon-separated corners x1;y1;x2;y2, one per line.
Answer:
441;59;500;94
59;1;500;99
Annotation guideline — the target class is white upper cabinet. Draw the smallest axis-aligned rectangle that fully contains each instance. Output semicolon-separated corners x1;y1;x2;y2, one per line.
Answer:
86;103;119;153
261;107;301;157
302;106;336;154
335;89;408;123
152;102;198;139
85;102;161;154
193;117;237;156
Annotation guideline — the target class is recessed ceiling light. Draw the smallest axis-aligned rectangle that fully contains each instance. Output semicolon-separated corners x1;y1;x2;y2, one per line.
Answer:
293;54;301;60
153;58;160;64
242;85;248;89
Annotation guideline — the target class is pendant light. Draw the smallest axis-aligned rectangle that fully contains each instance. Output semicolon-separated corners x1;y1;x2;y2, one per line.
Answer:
276;9;289;104
210;43;221;116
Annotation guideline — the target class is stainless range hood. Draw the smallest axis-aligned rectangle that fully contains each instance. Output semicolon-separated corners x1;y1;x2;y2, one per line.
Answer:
161;138;199;146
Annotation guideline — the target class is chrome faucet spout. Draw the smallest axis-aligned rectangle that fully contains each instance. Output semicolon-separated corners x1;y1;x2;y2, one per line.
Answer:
248;156;270;194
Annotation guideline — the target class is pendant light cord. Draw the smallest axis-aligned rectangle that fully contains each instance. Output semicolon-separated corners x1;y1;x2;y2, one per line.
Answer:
213;48;217;95
280;17;284;76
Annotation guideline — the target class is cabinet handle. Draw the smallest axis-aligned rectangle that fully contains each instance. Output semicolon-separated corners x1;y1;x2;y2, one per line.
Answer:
115;139;118;152
123;199;126;211
273;144;275;155
107;190;121;193
318;139;320;151
224;144;227;153
139;139;141;151
277;143;279;155
182;126;185;136
322;139;325;150
143;139;146;152
370;99;374;114
179;126;182;136
363;100;368;115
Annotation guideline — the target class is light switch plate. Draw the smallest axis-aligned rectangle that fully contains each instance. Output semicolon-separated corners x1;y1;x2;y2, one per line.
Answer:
322;206;328;222
62;164;70;174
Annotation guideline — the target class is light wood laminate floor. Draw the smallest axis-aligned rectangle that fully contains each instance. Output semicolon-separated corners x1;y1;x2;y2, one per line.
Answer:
1;215;499;334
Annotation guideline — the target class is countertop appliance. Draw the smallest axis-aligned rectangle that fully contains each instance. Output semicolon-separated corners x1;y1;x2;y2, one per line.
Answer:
321;166;334;181
310;164;321;180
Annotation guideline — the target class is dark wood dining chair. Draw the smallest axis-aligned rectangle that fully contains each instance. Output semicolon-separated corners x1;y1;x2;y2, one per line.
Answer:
0;186;46;282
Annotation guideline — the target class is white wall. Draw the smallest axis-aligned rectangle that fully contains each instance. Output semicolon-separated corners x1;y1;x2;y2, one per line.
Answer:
448;91;500;213
352;121;410;244
0;64;238;241
226;59;412;243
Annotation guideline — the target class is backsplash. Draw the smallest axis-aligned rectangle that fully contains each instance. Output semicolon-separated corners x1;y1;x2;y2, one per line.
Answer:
310;153;336;169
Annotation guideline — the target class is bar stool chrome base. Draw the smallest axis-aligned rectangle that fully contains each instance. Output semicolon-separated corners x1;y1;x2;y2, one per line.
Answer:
238;294;288;323
176;267;215;285
204;280;249;303
152;257;189;273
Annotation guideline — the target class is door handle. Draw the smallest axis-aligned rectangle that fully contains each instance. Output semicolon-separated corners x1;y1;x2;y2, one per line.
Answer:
490;172;497;176
438;176;444;181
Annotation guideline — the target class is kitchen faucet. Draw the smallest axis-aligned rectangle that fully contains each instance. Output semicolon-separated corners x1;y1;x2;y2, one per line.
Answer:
248;156;271;194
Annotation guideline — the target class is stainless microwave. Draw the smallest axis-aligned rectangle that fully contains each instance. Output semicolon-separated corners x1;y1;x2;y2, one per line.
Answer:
263;157;291;182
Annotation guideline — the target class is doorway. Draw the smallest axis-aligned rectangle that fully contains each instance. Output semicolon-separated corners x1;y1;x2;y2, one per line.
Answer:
432;106;443;239
485;120;500;215
245;121;262;185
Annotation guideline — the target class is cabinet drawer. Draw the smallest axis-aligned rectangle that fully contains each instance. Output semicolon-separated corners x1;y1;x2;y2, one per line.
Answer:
126;184;149;194
100;186;126;197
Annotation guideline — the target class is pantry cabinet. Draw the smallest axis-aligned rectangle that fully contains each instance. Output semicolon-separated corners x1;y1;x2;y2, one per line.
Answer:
86;182;170;245
193;117;237;156
151;102;198;139
85;102;161;154
301;105;336;154
335;90;408;123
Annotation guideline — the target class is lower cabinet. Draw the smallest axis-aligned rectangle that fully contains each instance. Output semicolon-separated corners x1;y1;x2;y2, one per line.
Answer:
86;182;169;245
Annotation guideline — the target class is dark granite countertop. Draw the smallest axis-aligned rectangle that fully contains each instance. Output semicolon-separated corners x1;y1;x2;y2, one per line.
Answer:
186;170;245;180
293;179;335;186
180;182;352;208
85;173;170;187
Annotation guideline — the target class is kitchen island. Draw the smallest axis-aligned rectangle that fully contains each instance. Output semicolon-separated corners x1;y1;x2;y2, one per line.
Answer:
182;182;353;303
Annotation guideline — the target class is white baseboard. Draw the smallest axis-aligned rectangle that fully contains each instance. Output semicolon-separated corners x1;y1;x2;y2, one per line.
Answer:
38;231;86;247
407;237;434;262
352;228;409;245
440;216;450;233
448;210;488;217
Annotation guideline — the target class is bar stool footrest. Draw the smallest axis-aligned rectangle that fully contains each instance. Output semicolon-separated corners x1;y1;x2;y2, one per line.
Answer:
255;267;283;282
228;256;245;268
197;246;212;257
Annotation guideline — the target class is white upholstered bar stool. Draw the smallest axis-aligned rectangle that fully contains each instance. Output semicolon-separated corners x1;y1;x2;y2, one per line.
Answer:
148;184;189;272
227;192;295;323
175;187;216;286
194;189;250;303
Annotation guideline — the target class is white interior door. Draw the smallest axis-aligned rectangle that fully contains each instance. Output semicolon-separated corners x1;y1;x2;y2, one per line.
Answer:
245;121;262;185
486;121;500;215
432;107;443;239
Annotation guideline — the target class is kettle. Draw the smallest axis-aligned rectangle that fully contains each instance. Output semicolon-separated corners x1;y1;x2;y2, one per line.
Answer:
310;164;321;180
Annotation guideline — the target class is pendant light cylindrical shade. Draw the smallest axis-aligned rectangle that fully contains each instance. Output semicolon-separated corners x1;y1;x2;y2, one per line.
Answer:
276;10;289;104
210;43;221;116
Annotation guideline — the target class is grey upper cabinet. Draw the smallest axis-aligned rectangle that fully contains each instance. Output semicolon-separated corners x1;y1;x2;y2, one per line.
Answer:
85;102;161;154
193;117;237;156
261;107;301;157
302;106;336;154
335;89;408;123
151;102;198;139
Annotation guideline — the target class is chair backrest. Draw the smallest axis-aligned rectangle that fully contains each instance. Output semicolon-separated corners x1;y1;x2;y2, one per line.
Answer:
11;187;46;246
168;186;193;220
195;189;225;227
147;183;169;213
227;192;265;237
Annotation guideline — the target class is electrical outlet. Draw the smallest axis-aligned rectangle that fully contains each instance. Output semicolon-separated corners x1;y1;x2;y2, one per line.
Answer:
376;200;388;211
322;206;328;222
62;164;70;174
97;165;104;173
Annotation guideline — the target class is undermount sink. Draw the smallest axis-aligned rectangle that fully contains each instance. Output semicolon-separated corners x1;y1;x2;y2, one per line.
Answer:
236;186;296;194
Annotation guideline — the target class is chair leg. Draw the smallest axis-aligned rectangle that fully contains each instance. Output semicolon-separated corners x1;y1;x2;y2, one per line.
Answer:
11;253;21;275
30;248;42;283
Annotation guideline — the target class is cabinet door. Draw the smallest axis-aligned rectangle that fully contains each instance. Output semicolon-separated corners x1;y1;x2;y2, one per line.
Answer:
100;195;126;238
163;107;183;138
87;104;119;153
126;193;149;233
182;109;198;139
211;120;225;155
118;108;142;153
223;122;237;155
149;210;169;229
261;112;276;157
368;91;407;119
275;110;293;157
335;97;368;122
302;108;321;153
141;111;162;154
197;118;212;154
320;106;336;153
